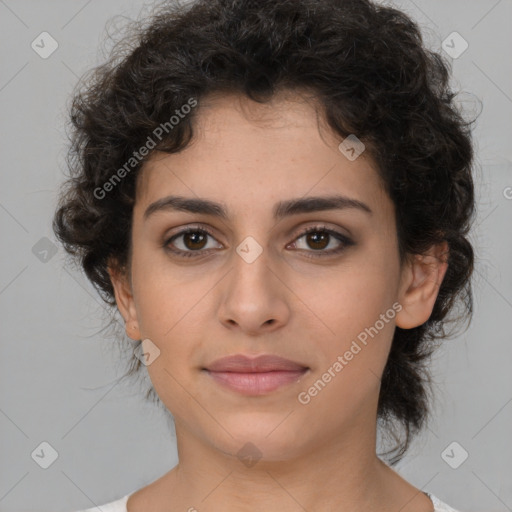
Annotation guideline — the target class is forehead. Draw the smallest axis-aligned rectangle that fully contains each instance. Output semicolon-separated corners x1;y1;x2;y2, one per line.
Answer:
135;90;389;219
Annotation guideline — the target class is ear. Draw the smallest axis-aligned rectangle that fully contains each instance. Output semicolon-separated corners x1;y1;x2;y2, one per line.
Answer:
396;241;449;329
108;261;141;340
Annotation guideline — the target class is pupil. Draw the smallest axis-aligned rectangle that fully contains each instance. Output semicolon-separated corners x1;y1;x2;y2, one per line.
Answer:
308;232;328;250
185;232;206;250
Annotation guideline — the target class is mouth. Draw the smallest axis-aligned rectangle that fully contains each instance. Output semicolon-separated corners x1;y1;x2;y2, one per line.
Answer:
202;354;310;396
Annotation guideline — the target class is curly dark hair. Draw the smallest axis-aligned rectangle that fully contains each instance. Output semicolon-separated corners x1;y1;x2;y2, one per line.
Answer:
53;0;476;463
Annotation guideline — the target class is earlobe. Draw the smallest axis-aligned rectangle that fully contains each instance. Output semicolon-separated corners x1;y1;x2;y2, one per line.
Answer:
108;263;141;340
396;242;449;330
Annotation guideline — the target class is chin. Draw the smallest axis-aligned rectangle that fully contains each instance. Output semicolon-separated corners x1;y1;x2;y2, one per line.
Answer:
206;413;311;463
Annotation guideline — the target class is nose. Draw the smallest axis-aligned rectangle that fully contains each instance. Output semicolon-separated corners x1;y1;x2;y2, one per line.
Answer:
217;244;291;336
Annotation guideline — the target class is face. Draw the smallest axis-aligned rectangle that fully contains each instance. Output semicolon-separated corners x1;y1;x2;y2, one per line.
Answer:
111;90;446;463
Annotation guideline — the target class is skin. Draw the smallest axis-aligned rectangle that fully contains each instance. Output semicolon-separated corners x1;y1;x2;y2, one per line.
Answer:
110;89;448;512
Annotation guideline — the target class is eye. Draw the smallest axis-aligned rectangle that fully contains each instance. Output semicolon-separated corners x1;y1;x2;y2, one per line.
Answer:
163;224;354;259
288;225;354;258
163;226;222;258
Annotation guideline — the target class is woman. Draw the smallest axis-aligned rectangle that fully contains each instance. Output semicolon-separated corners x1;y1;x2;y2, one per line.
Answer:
54;0;475;510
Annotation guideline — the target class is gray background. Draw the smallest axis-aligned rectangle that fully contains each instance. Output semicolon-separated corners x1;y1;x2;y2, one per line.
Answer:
1;0;511;511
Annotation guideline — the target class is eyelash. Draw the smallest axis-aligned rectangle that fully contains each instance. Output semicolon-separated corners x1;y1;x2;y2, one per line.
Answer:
163;224;354;260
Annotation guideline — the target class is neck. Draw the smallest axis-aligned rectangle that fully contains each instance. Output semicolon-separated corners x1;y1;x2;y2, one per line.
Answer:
162;420;391;511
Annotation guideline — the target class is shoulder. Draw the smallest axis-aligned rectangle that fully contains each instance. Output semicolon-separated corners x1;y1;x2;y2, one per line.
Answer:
75;471;174;511
73;492;132;512
426;492;460;512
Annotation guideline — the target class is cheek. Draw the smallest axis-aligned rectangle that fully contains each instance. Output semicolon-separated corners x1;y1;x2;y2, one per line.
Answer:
295;266;399;424
308;253;399;333
130;244;206;338
299;244;400;381
130;259;207;413
130;249;218;385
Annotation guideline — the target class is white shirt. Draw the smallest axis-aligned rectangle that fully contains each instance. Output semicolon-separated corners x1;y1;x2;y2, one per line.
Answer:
75;491;460;511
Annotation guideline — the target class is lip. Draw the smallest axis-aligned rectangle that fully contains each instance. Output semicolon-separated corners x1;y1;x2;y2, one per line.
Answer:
205;354;308;373
203;354;309;396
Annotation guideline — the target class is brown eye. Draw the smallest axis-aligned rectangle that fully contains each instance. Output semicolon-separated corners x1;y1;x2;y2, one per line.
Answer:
164;227;222;258
304;231;330;250
182;231;208;250
163;225;354;260
290;226;354;259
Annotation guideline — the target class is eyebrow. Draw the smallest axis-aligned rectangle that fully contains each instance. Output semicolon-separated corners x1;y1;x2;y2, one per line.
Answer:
143;194;372;221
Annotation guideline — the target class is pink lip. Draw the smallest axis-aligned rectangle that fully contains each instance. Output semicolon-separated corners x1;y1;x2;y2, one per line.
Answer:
203;354;309;396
